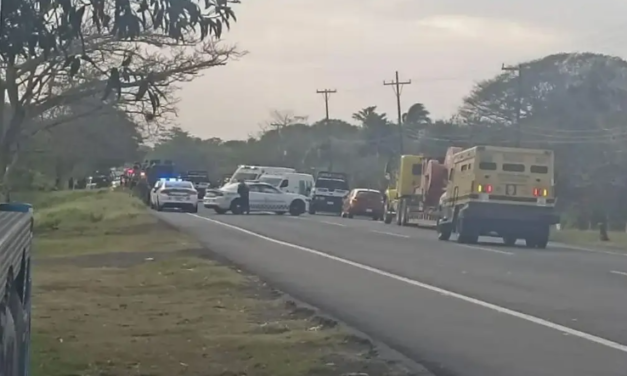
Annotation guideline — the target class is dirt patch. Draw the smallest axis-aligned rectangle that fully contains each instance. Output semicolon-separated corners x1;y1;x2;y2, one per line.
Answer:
33;255;423;376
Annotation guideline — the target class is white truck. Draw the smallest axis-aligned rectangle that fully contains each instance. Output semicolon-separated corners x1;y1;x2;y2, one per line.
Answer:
0;202;33;376
229;165;295;183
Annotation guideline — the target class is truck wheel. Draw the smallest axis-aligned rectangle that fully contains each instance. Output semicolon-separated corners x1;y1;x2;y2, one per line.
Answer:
456;219;478;244
437;221;452;241
395;201;403;226
384;213;392;224
503;236;516;246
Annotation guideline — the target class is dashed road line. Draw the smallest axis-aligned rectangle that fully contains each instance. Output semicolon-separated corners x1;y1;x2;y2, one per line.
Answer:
610;270;627;277
369;230;410;238
188;213;627;354
457;244;514;255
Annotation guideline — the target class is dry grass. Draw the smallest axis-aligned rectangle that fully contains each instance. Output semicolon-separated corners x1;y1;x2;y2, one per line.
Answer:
30;191;417;376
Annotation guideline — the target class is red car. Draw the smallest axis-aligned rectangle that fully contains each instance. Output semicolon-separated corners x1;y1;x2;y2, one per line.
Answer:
341;189;384;220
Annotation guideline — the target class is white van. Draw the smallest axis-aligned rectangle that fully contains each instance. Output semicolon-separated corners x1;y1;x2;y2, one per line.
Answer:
258;173;314;196
229;165;295;183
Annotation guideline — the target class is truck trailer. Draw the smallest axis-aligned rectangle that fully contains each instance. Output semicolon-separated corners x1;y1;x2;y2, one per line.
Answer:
0;202;33;376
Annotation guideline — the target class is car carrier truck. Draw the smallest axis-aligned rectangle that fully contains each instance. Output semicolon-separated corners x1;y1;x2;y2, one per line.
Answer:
383;147;461;227
0;202;33;376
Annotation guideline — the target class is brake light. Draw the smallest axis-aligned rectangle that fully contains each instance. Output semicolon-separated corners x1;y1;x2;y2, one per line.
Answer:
533;188;548;197
477;184;492;193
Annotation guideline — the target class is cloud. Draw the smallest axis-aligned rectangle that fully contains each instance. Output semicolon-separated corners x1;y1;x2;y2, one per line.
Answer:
176;0;613;140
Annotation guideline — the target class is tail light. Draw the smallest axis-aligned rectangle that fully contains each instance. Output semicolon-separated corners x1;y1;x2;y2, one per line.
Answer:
533;188;548;197
477;184;492;193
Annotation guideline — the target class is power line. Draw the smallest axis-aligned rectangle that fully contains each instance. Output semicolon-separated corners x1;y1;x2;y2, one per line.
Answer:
316;89;336;121
383;71;411;155
501;63;523;147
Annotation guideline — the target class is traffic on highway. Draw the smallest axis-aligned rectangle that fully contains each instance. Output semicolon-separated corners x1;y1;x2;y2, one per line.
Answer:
133;145;624;376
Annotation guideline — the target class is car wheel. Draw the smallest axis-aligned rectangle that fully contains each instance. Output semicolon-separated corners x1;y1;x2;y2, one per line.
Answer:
230;199;244;215
289;200;306;216
214;208;227;214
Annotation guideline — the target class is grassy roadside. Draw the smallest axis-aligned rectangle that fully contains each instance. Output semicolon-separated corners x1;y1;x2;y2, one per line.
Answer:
30;190;419;376
550;228;627;251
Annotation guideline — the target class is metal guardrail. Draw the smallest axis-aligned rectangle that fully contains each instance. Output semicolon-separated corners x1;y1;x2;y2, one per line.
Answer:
0;203;34;376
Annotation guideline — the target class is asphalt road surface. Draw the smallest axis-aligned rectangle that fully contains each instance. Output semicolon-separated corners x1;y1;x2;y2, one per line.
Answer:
157;208;627;376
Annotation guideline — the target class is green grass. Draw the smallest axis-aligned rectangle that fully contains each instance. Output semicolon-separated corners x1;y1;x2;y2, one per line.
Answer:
27;190;196;257
30;190;411;376
551;228;627;251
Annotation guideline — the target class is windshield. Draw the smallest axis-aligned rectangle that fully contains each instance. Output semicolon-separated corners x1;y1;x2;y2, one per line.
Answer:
164;181;194;189
315;178;348;190
357;191;382;200
231;172;259;182
259;176;282;186
221;183;240;192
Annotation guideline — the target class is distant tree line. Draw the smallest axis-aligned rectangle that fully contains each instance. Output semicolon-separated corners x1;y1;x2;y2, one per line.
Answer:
148;53;627;230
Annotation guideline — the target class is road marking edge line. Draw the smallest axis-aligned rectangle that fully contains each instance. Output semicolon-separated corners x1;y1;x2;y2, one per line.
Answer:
188;213;627;353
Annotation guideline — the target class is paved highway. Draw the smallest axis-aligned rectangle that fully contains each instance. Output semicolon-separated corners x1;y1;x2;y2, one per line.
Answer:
157;209;627;376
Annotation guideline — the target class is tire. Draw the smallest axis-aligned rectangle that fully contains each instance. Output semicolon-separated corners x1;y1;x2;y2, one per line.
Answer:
289;200;306;216
503;236;516;246
395;201;402;226
456;219;478;244
230;199;244;215
0;289;20;376
8;287;26;376
437;221;452;241
214;208;227;215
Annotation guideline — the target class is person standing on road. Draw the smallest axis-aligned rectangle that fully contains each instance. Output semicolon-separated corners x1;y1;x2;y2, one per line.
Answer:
237;180;250;214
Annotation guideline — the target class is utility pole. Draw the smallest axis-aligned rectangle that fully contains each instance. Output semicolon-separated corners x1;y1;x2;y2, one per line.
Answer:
316;89;336;120
384;71;411;155
316;89;337;171
501;63;522;147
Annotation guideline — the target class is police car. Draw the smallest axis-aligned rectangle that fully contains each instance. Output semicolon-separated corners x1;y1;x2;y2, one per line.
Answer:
150;178;199;213
204;182;309;215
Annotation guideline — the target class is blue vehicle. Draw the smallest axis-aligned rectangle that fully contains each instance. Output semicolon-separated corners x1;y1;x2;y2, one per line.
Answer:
0;202;33;376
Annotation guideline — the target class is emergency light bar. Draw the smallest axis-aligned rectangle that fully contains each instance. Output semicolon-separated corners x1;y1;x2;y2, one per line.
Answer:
159;178;183;182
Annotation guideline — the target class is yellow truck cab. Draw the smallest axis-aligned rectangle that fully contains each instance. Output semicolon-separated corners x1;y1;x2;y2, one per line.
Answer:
437;145;559;248
383;155;424;225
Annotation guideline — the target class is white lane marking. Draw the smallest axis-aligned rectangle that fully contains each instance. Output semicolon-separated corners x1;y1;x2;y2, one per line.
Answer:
551;243;627;257
370;230;410;238
188;214;627;354
457;244;514;255
610;270;627;277
320;220;346;227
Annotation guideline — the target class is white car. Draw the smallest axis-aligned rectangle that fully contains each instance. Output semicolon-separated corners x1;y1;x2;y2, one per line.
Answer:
150;179;199;213
204;182;309;215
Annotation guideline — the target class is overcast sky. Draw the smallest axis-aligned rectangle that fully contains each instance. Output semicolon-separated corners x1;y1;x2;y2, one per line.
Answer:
177;0;627;140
